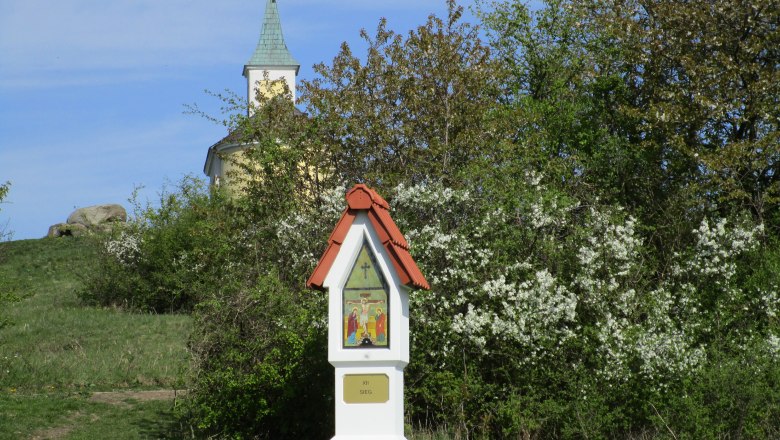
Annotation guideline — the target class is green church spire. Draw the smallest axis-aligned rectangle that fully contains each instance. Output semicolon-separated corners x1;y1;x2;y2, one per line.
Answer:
246;0;299;73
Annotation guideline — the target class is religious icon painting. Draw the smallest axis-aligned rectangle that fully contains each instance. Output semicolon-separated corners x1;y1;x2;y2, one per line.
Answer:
343;240;389;349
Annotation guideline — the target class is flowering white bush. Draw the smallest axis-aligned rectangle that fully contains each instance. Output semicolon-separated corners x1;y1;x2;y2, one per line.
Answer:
104;230;142;266
575;209;641;297
275;185;346;278
452;269;577;359
676;218;762;281
768;334;780;359
760;286;780;320
390;180;771;393
172;250;206;274
258;178;776;431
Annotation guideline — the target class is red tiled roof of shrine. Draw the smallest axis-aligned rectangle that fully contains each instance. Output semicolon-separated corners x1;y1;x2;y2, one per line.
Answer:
307;184;430;291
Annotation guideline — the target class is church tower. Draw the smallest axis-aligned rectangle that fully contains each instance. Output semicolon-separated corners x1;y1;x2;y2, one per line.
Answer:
203;0;300;186
243;0;300;106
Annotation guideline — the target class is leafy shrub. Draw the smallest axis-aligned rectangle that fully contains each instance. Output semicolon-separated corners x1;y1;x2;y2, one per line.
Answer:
184;177;780;438
179;183;343;438
0;283;19;329
397;180;779;438
185;273;333;439
80;176;237;312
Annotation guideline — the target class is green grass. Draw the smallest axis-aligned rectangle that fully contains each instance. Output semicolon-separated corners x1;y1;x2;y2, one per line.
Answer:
0;237;192;438
407;430;455;440
0;237;452;439
0;393;188;439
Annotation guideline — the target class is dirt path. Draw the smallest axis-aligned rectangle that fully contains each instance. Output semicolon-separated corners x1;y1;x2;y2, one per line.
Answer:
29;412;97;440
89;389;187;406
28;389;187;439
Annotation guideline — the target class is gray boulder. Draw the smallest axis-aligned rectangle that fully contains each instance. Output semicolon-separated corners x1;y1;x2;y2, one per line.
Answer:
67;204;127;228
47;223;88;238
48;204;128;238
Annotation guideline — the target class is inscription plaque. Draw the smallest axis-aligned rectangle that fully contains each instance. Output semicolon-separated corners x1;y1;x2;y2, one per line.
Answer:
343;374;389;404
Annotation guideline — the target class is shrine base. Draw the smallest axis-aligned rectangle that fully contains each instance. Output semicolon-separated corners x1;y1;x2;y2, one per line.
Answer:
332;363;406;440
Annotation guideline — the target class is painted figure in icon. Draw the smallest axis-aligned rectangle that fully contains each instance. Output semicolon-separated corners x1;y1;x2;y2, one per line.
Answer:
347;295;385;338
375;307;386;343
347;307;359;345
343;242;390;347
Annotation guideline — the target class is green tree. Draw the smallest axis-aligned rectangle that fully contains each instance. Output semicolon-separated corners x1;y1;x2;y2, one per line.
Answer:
301;0;505;192
578;0;780;225
479;0;780;251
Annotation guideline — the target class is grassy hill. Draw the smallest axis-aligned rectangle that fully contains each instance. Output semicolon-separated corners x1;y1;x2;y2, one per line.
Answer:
0;237;192;439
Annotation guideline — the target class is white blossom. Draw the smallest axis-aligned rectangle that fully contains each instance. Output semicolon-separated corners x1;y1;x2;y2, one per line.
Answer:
105;231;142;266
452;269;577;362
767;334;780;359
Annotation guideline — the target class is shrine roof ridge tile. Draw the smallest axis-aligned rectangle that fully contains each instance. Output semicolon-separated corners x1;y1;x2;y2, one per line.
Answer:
306;184;429;291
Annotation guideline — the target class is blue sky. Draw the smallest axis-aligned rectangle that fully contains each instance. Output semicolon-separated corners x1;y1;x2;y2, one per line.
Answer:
0;0;482;240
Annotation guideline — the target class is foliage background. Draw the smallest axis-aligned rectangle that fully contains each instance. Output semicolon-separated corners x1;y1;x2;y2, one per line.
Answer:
80;0;779;438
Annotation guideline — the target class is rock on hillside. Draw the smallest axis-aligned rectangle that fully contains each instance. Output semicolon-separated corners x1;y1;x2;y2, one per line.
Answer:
48;223;89;238
48;204;127;238
67;204;127;227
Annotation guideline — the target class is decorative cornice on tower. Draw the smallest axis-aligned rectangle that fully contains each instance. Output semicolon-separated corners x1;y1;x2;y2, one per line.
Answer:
244;0;300;76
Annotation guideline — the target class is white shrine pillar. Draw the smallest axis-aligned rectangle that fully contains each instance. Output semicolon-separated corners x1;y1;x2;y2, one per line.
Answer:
308;185;430;440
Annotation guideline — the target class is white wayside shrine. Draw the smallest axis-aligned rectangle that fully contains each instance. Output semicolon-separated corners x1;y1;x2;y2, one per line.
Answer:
308;184;430;440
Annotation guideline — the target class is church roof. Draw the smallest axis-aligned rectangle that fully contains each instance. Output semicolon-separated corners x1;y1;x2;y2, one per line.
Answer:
307;184;430;291
203;107;306;176
246;0;299;71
